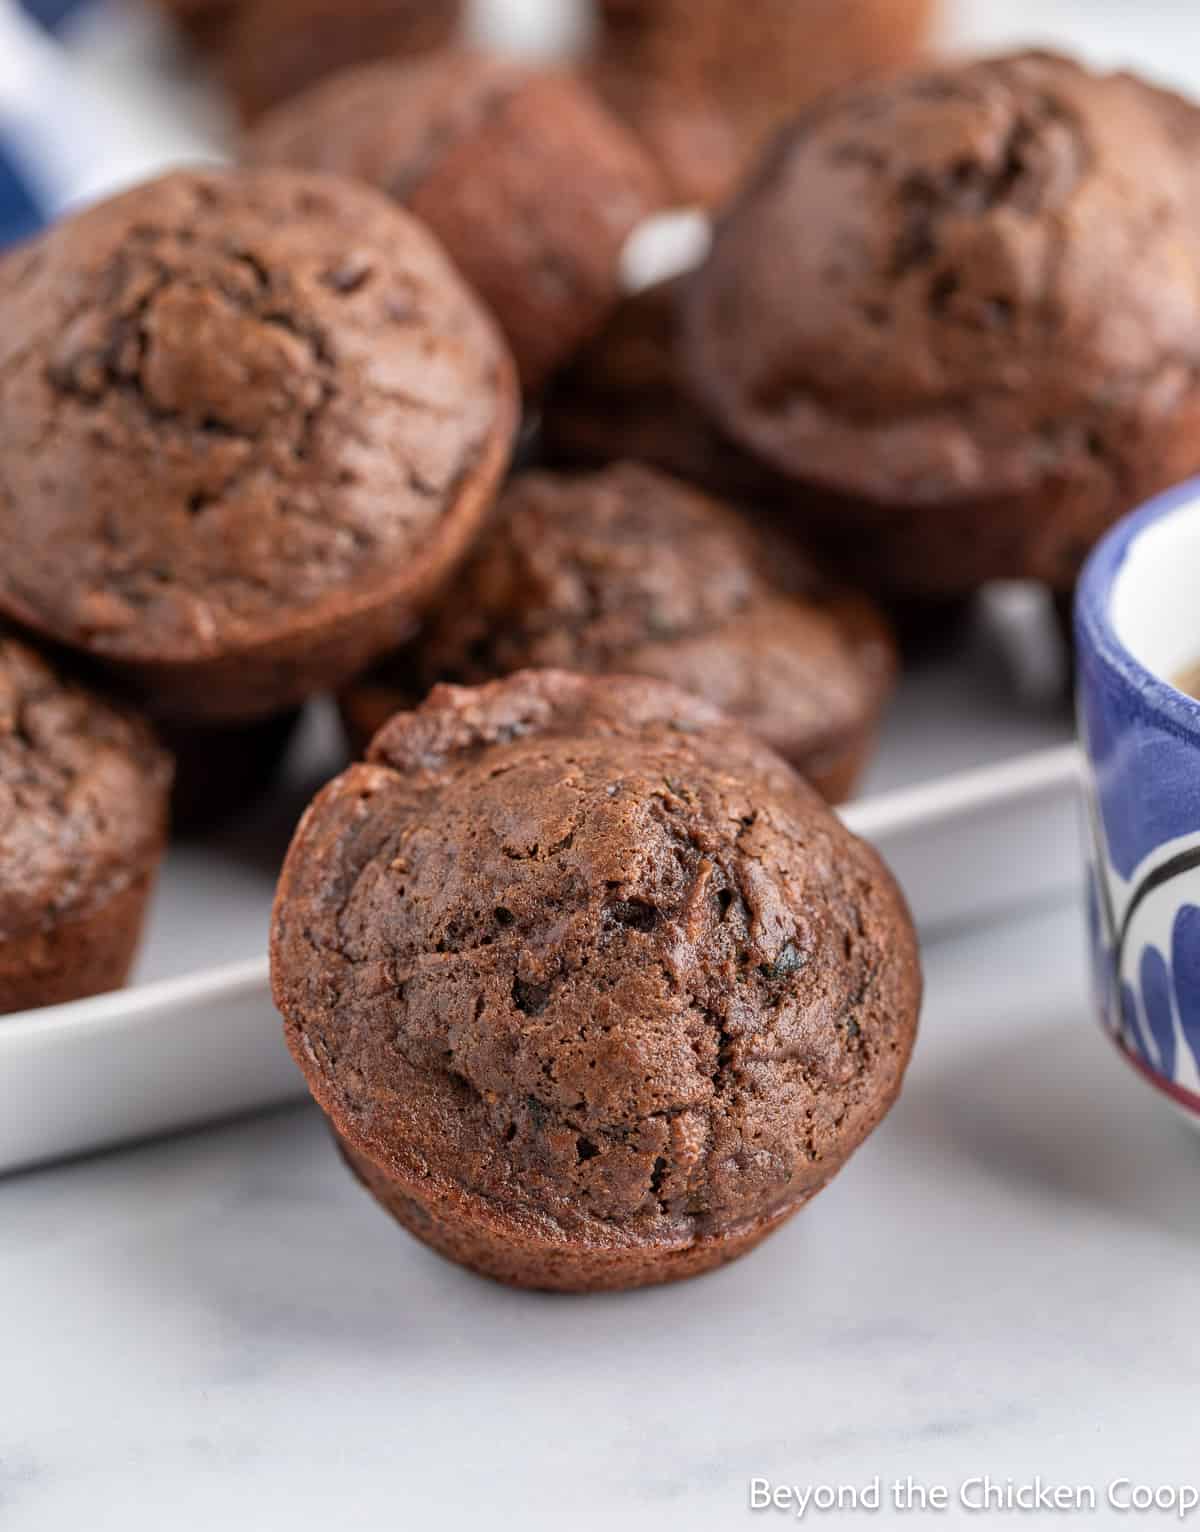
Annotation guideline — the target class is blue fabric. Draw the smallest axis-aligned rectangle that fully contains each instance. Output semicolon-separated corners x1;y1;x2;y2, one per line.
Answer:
18;0;91;33
0;147;45;248
1;0;99;247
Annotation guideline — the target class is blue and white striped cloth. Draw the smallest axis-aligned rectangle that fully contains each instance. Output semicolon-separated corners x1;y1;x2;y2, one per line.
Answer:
0;0;92;245
0;0;223;249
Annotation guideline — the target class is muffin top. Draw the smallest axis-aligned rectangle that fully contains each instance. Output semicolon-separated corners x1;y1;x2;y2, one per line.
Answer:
682;52;1200;506
0;634;171;941
248;52;666;389
0;167;515;666
272;670;920;1249
353;463;894;774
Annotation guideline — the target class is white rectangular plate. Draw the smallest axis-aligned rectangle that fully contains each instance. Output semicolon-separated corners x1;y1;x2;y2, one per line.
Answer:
0;10;1089;1175
0;602;1083;1176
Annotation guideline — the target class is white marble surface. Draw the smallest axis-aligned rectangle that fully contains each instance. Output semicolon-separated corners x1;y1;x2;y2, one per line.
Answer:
4;900;1199;1531
5;3;1200;1527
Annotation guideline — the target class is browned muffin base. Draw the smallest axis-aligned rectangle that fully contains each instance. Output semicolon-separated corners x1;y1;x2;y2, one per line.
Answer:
0;869;157;1016
337;1131;807;1293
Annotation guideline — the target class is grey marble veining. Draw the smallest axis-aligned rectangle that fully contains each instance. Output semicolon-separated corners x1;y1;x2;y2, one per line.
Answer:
4;902;1199;1530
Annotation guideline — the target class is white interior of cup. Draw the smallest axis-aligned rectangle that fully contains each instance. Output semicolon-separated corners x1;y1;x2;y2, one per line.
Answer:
1110;493;1200;688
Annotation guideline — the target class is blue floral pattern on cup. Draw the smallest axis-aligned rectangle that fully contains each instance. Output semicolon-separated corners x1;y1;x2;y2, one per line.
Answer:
1078;479;1200;1120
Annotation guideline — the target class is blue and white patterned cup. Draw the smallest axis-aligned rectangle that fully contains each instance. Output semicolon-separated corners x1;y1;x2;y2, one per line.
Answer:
1077;480;1200;1126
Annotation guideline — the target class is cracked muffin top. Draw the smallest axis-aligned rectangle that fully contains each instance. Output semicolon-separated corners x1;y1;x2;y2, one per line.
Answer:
343;464;895;796
0;168;516;696
247;52;666;390
272;670;920;1251
0;632;171;941
682;52;1200;511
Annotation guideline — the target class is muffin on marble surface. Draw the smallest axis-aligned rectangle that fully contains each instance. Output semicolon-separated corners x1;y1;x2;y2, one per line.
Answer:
590;0;935;207
247;52;666;390
681;51;1200;597
0;167;517;725
272;669;921;1291
0;633;171;1016
338;463;896;802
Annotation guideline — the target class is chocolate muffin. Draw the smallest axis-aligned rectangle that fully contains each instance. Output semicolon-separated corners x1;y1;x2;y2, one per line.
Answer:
0;168;517;725
247;52;666;390
591;0;935;208
681;52;1200;597
0;634;171;1016
272;670;921;1291
542;276;792;506
340;464;894;801
221;0;464;121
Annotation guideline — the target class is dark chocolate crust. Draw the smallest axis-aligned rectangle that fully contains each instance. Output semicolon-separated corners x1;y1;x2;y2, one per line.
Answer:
0;168;517;722
681;52;1200;593
247;53;666;390
339;464;895;800
590;0;934;207
271;670;921;1291
0;634;171;1015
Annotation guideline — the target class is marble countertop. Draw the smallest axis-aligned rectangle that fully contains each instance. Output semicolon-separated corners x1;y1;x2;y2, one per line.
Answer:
4;899;1198;1530
6;3;1200;1528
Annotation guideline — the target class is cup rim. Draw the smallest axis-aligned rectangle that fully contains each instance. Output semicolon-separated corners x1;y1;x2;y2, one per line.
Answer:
1076;474;1200;741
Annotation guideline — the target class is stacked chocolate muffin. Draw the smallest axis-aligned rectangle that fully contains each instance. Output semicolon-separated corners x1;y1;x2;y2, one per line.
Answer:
246;50;667;390
0;161;518;1007
679;51;1200;600
340;463;895;804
